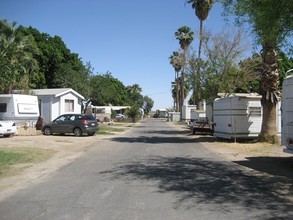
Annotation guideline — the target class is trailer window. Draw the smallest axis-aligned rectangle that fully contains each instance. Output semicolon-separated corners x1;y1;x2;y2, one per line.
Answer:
0;103;7;112
248;107;261;116
65;99;74;112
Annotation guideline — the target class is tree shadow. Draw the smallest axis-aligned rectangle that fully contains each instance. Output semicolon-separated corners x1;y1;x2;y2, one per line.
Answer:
145;129;191;135
234;157;293;180
110;136;197;144
100;155;293;219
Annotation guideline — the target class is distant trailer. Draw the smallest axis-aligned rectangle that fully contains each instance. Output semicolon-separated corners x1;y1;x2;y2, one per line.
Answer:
281;75;293;151
213;93;263;140
156;109;167;118
0;94;39;127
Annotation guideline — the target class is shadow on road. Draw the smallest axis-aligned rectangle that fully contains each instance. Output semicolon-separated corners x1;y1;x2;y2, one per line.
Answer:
100;155;293;219
111;135;217;144
110;136;196;144
145;129;191;135
234;157;293;180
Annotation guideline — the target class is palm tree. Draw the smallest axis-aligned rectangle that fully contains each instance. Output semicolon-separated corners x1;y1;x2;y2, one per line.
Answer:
126;84;143;108
169;51;184;111
222;0;292;142
186;0;214;109
175;26;194;120
0;19;38;93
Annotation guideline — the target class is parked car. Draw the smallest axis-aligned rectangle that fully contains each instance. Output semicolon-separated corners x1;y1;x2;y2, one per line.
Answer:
41;114;99;137
116;113;126;118
0;120;16;137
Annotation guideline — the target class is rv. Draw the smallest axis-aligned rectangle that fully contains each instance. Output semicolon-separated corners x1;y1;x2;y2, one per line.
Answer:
0;94;39;127
281;75;293;151
156;109;167;118
213;93;263;140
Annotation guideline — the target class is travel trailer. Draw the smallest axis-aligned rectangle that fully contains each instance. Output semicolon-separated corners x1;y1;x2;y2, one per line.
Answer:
156;109;167;118
0;94;39;127
213;93;263;140
281;75;293;151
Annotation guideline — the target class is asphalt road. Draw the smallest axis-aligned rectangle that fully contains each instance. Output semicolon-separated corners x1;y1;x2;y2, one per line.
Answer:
1;118;292;220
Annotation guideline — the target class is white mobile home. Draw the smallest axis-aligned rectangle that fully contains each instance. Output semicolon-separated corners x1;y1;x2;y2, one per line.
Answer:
156;109;167;118
168;112;180;122
87;105;130;121
281;75;293;150
31;88;84;123
182;105;197;122
213;93;263;140
0;94;39;127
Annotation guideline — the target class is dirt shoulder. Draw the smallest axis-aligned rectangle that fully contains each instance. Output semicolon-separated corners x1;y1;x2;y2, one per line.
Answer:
170;122;289;160
170;122;293;181
0;122;136;201
0;134;102;201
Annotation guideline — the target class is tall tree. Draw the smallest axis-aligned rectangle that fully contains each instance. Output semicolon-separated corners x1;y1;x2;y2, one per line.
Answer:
222;0;293;142
169;51;184;111
0;19;38;93
126;84;144;108
175;26;194;120
186;0;214;108
198;29;249;105
143;96;154;115
21;26;91;96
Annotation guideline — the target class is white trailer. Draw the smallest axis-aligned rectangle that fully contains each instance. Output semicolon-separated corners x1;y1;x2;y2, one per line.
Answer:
281;75;293;151
0;94;39;127
213;93;262;140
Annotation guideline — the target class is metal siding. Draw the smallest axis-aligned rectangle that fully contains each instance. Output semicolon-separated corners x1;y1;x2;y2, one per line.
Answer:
214;96;262;139
281;75;293;149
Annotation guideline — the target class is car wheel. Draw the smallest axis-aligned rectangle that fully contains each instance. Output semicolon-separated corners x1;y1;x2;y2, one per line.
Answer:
73;127;82;137
3;134;11;137
44;127;52;135
87;132;95;136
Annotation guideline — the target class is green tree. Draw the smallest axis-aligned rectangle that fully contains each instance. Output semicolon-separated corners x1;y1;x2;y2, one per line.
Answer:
126;104;140;122
278;51;293;84
0;19;39;93
186;0;214;108
89;72;128;106
237;53;262;94
175;26;194;119
169;51;184;111
21;26;90;94
126;84;144;107
222;0;293;142
143;96;154;115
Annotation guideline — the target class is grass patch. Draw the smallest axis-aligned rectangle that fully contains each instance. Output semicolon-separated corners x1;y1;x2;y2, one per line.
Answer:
97;124;128;135
0;147;56;177
112;123;135;127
